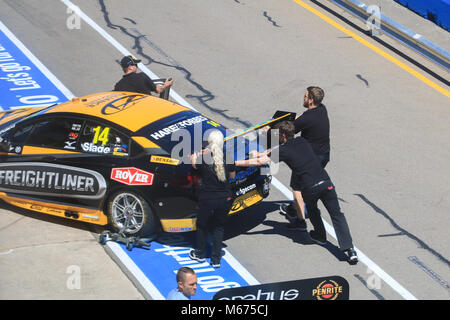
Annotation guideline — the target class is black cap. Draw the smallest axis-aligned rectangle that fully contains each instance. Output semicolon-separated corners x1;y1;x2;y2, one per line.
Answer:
120;55;141;69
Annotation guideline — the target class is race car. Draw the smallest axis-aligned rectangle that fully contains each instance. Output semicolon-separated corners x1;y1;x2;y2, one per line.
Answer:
0;91;271;236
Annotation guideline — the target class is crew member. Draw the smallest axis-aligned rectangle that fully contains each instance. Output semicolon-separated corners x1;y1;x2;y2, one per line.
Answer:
295;86;330;167
166;267;197;300
236;121;358;264
280;86;330;229
189;130;236;268
113;55;173;95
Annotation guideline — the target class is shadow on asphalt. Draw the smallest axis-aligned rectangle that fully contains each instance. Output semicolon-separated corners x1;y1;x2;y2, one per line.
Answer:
226;200;349;263
1;198;348;263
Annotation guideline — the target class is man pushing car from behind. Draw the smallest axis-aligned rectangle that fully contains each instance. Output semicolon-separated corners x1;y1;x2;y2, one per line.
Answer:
235;121;358;265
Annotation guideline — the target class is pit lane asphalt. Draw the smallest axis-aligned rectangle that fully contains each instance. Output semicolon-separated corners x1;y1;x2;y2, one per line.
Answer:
0;0;449;300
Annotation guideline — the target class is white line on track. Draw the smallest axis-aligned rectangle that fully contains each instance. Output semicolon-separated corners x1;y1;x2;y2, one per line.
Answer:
0;249;14;255
271;178;417;300
55;0;415;300
61;0;194;112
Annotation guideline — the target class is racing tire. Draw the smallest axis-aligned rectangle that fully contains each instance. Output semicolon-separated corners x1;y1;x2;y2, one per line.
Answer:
106;190;160;237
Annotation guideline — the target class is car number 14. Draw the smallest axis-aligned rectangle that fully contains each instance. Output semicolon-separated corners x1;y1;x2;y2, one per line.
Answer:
93;126;110;145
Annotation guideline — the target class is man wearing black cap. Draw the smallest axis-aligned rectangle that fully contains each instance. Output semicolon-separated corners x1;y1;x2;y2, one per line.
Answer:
114;55;173;95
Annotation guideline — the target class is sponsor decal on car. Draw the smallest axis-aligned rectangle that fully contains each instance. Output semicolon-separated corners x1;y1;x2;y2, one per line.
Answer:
81;142;111;154
68;132;79;139
150;115;208;140
235;183;256;196
229;189;263;214
111;167;154;186
71;123;82;131
0;162;106;199
229;166;258;184
64;140;77;150
150;155;180;166
82;93;122;108
101;94;146;115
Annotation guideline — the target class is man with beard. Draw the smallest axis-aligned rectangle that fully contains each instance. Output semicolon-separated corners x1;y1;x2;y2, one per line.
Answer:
236;121;358;265
280;86;331;231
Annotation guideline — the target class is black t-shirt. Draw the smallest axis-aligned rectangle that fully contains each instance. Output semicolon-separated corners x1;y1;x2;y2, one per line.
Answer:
271;137;329;191
293;104;330;155
114;72;157;95
195;159;236;200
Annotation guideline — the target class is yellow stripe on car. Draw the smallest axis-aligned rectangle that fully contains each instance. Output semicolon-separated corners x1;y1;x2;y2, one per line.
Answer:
132;136;161;149
22;146;81;155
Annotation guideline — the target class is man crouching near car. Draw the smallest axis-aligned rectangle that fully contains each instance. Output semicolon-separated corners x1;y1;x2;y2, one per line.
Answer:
235;121;358;264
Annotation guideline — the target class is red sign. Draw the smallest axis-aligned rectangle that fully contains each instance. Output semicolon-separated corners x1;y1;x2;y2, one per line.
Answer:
111;167;154;186
69;132;79;139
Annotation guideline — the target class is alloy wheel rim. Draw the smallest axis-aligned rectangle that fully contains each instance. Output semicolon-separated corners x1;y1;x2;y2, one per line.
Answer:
111;193;144;234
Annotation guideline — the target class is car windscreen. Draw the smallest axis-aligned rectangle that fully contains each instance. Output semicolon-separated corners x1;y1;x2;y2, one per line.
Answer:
0;105;54;132
137;110;259;162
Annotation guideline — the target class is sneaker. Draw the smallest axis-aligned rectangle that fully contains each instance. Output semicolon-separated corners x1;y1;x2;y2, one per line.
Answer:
211;260;221;268
309;230;327;245
346;249;358;265
279;203;295;215
287;219;307;231
189;249;206;263
280;204;299;223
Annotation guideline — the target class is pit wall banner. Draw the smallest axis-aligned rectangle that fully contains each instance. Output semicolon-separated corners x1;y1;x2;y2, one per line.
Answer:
213;276;350;300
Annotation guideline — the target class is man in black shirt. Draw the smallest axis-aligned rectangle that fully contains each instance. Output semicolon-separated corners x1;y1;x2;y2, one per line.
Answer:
281;86;330;226
114;55;173;95
236;121;358;264
294;86;330;167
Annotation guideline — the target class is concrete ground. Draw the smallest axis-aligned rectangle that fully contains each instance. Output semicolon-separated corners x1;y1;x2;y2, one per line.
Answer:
0;0;448;300
0;201;143;299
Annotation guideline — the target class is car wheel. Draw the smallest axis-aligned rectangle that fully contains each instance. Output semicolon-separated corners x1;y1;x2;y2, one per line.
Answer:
107;190;160;237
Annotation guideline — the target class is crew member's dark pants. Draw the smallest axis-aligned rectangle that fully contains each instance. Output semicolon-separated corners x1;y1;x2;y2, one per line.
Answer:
195;197;231;262
288;152;329;218
301;179;354;251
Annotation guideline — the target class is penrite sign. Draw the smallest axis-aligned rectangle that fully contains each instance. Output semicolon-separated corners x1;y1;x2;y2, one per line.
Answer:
213;276;349;300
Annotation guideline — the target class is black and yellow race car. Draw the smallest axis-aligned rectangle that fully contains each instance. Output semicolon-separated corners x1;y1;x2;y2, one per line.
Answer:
0;92;271;236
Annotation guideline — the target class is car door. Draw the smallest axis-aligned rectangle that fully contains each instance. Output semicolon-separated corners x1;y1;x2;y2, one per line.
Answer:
0;117;96;202
26;117;138;208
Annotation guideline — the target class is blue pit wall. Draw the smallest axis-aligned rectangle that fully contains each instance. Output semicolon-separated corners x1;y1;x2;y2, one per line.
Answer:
394;0;450;31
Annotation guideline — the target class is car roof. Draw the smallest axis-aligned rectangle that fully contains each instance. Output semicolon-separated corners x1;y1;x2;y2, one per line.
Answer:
43;91;190;132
